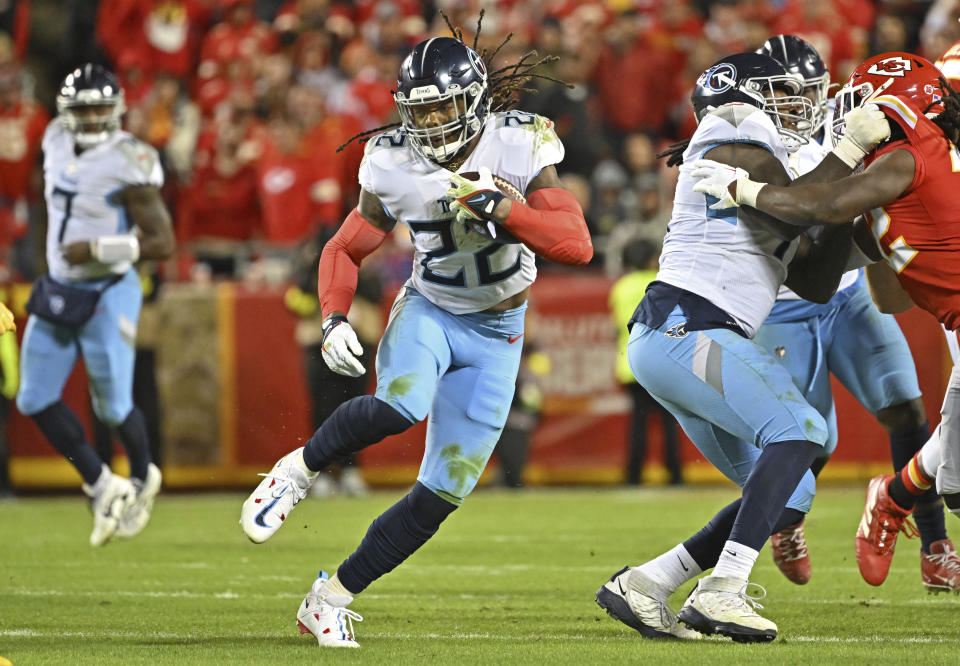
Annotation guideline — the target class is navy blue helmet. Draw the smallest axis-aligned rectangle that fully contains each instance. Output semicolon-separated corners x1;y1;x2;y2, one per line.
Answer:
692;52;812;150
757;35;830;137
56;63;126;149
394;37;490;163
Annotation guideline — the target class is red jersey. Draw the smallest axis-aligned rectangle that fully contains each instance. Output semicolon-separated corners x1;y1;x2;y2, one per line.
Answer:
863;95;960;329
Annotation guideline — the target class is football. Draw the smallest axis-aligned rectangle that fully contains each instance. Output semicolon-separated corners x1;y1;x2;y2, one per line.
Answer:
457;171;527;204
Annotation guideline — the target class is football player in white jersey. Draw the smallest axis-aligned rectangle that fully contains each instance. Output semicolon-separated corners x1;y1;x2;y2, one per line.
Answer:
239;36;592;647
17;64;174;546
594;52;890;643
741;36;948;590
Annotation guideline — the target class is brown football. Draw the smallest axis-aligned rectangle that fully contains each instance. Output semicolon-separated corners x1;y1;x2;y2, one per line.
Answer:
457;172;527;204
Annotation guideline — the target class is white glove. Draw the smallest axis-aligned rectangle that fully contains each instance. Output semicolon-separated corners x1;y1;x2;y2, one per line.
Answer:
321;318;365;377
690;159;764;209
832;103;890;168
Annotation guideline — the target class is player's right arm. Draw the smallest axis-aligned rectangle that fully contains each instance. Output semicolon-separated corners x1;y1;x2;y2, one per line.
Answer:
316;188;394;377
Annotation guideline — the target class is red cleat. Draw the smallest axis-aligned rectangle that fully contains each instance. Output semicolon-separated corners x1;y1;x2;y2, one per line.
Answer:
770;519;811;584
921;539;960;594
855;475;918;586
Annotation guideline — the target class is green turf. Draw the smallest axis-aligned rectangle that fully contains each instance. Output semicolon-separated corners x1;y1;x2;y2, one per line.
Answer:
2;486;959;665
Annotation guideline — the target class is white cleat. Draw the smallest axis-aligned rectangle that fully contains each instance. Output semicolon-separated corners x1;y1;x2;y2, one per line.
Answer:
677;575;777;643
297;573;363;648
117;463;162;539
240;447;314;543
83;468;136;547
596;566;702;639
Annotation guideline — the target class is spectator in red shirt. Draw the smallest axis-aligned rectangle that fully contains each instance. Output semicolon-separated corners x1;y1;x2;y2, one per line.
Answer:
97;0;212;80
197;0;277;80
0;64;48;260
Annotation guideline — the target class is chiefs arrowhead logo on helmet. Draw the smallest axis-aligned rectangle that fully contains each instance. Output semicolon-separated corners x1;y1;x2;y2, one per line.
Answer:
867;56;913;77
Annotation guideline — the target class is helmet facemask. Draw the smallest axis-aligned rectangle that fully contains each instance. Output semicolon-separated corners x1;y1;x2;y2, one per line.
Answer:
802;73;831;138
395;79;488;164
747;74;814;152
57;90;126;149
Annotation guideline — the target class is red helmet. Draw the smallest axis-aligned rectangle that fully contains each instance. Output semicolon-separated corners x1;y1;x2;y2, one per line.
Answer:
833;52;944;143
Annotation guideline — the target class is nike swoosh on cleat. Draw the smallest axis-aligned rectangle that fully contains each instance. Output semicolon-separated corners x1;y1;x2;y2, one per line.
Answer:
617;578;626;596
508;334;524;343
254;494;283;528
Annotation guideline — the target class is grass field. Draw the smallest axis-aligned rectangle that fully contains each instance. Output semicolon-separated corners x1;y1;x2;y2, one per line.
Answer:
2;485;959;665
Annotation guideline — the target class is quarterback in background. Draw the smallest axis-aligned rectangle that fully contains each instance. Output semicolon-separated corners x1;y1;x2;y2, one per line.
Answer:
692;52;960;591
240;33;591;647
17;65;174;546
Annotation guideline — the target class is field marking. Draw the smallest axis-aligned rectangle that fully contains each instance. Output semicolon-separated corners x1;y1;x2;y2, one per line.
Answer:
6;587;959;608
1;628;956;644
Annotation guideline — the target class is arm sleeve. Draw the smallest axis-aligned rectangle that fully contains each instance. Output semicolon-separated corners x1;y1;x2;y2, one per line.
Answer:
501;187;593;265
317;208;389;317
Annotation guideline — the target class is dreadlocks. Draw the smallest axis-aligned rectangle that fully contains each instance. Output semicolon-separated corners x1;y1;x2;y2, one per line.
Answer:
337;9;570;153
656;139;691;168
932;76;960;147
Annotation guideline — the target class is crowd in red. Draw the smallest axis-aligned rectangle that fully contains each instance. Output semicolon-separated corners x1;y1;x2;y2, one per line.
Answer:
1;0;959;282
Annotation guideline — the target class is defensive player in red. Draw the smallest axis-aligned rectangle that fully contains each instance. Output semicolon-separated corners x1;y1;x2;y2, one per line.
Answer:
691;52;960;592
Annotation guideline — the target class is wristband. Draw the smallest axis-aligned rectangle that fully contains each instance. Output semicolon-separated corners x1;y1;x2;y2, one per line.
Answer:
831;136;867;169
90;235;140;263
322;315;348;344
737;178;765;208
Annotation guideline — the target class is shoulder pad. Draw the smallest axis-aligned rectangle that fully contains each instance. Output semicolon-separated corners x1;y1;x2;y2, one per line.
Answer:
872;95;920;131
116;137;161;180
706;103;766;128
364;128;409;154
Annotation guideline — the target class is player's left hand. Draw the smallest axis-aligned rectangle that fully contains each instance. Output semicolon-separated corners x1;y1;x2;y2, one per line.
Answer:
691;159;751;209
447;167;509;240
0;302;15;334
61;241;94;265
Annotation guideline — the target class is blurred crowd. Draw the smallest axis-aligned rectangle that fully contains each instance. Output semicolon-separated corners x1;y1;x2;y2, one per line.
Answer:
3;0;960;285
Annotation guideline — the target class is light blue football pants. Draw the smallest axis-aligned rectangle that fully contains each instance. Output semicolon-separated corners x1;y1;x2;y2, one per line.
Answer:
628;304;827;513
17;270;141;426
374;286;525;505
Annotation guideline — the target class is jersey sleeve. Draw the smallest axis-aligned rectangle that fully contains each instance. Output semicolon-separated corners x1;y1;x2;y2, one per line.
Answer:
357;129;410;219
490;112;565;195
115;138;164;188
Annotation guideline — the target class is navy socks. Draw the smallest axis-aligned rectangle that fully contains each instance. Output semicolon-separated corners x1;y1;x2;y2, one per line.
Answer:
31;401;103;485
337;482;457;593
113;407;151;481
302;396;413;472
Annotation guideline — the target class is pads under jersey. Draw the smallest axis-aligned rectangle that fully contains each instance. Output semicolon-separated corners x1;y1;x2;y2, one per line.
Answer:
657;103;798;337
862;95;960;330
359;110;563;314
43;119;163;281
775;133;860;301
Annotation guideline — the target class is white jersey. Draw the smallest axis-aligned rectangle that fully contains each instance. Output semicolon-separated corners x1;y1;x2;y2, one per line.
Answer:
359;110;563;314
776;135;860;301
43;118;163;282
657;103;798;337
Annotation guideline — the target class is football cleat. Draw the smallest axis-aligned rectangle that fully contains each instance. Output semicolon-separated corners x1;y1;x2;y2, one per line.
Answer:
921;539;960;594
855;474;918;586
595;566;702;639
83;469;136;547
677;575;778;643
116;463;162;539
297;572;362;648
770;518;811;585
240;447;315;543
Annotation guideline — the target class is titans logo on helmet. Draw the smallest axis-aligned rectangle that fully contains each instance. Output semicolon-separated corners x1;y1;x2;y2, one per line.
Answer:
701;63;738;93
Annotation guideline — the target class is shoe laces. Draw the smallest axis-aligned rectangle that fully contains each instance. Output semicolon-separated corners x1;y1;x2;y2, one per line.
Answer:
740;582;767;611
871;512;918;556
337;607;364;641
924;549;960;578
257;471;309;503
776;525;809;562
